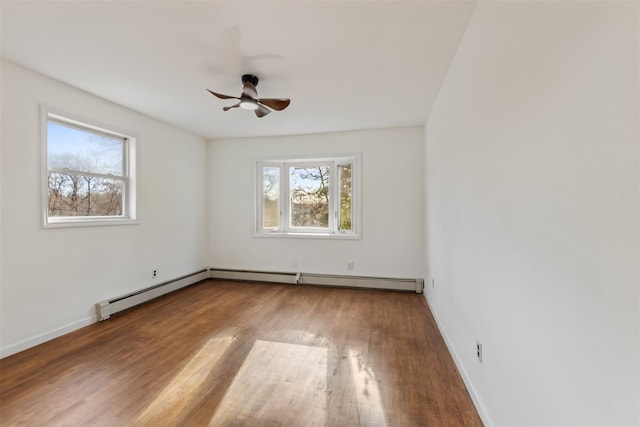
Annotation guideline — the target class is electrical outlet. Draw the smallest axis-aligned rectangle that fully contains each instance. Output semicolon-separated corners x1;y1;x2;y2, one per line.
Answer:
347;262;354;271
476;341;483;363
152;269;158;279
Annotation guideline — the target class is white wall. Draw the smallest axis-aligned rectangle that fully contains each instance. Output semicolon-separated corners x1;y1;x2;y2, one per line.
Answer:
425;2;639;426
207;127;425;279
0;61;208;357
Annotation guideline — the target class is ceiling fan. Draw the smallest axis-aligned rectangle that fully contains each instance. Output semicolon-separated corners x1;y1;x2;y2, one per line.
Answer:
207;74;290;118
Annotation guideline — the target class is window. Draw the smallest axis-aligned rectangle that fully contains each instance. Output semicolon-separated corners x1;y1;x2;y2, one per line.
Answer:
256;155;360;237
41;106;137;227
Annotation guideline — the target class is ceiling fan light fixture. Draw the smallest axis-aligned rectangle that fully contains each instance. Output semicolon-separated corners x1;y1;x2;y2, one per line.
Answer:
239;99;259;110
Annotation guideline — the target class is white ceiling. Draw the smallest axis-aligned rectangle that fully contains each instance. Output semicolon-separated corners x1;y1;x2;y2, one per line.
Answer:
1;1;476;140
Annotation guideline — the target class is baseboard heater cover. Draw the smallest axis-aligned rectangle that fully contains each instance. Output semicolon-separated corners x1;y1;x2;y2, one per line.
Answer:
96;269;209;321
299;273;423;293
208;268;299;284
208;268;423;293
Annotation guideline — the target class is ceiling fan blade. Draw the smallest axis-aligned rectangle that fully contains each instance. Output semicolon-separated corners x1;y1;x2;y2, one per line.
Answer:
223;103;241;111
242;82;258;99
207;89;239;100
255;104;271;118
257;98;290;111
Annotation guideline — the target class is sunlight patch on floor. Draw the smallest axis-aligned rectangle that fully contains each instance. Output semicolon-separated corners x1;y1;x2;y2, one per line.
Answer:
209;340;328;426
133;336;235;425
348;349;387;426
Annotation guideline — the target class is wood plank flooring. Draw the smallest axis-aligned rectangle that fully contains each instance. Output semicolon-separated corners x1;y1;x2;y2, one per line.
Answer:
0;280;482;426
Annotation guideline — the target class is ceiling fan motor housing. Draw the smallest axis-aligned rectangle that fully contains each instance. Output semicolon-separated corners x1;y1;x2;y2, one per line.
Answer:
241;74;259;87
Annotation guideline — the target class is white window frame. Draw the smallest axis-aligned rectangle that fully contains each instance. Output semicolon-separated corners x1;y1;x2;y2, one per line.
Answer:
254;154;361;239
41;105;138;228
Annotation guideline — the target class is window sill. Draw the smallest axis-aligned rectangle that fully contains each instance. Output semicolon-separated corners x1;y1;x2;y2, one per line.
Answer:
253;231;360;240
43;218;139;229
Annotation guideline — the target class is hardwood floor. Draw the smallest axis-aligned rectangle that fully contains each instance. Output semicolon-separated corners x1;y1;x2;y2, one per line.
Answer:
0;280;482;426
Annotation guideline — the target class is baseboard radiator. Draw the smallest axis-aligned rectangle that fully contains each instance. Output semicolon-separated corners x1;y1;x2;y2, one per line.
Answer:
96;269;209;321
208;268;424;293
208;268;300;285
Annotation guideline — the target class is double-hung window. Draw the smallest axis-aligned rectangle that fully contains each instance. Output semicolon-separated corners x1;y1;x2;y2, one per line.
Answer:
42;106;137;227
256;155;360;238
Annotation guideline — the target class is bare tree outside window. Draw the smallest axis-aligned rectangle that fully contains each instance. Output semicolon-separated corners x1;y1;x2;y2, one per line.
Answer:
289;166;330;228
47;120;126;218
338;163;352;231
262;166;280;229
47;171;123;216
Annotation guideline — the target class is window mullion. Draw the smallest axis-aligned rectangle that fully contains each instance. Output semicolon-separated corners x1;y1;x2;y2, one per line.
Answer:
122;138;128;218
281;163;289;233
329;162;337;233
256;162;264;232
48;168;125;181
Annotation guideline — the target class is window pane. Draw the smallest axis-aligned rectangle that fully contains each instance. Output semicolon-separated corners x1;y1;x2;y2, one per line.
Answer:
289;166;329;228
48;121;124;176
47;171;123;217
262;166;280;229
339;163;352;231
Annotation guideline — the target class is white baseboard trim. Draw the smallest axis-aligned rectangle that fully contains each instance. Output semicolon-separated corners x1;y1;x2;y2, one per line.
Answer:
0;315;96;359
424;293;493;426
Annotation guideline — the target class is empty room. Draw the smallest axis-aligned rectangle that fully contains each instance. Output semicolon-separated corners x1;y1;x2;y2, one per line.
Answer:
1;1;638;426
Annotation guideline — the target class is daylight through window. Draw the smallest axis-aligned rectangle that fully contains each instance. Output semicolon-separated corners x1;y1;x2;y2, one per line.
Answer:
42;108;136;227
256;155;359;237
